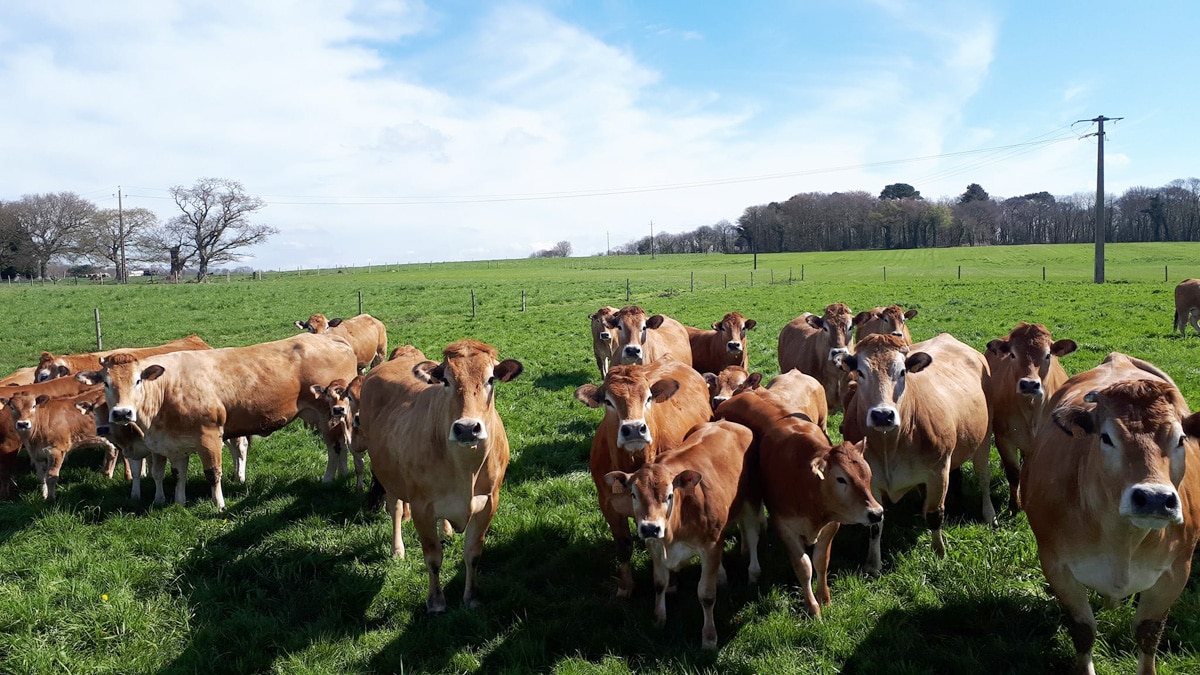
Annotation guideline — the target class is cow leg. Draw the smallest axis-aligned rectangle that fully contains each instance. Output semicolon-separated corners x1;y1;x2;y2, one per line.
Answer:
739;503;763;584
647;540;670;627
322;442;339;483
813;521;841;608
1042;559;1097;675
151;455;169;505
602;508;636;597
776;519;820;616
1189;309;1200;336
385;495;405;558
1131;556;1190;675
31;455;48;500
461;491;499;609
945;467;964;518
171;456;189;506
198;431;226;510
924;466;950;558
45;450;66;502
352;451;366;492
994;433;1021;515
101;442;119;479
411;504;447;614
973;439;996;524
225;437;248;484
128;457;144;501
697;542;722;649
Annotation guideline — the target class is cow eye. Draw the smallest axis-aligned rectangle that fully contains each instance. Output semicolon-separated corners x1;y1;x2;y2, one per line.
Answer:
487;376;496;386
666;492;674;502
1044;354;1051;362
1100;432;1114;446
836;476;847;485
1178;434;1187;448
604;399;614;408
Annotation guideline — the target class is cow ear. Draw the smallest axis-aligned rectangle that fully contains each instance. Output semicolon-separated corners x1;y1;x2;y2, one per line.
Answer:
851;438;868;456
646;314;666;330
328;318;344;328
839;354;858;373
745;372;763;389
810;456;828;481
703;373;718;388
650;378;680;402
494;359;523;383
673;470;702;491
574;384;603;408
331;385;347;399
605;315;620;328
309;384;326;399
603;471;631;493
0;398;8;409
852;311;873;327
1183;411;1200;439
905;352;932;373
588;312;598;321
1051;339;1078;357
54;365;70;377
904;309;918;320
76;371;104;385
141;365;165;381
1052;403;1096;438
745;319;756;330
294;320;307;330
986;339;1009;355
76;400;96;415
412;361;443;385
712;321;722;331
35;394;49;406
804;314;825;330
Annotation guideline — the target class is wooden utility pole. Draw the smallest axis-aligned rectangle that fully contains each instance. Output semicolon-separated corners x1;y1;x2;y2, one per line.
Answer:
650;221;655;260
1077;115;1122;283
117;186;126;283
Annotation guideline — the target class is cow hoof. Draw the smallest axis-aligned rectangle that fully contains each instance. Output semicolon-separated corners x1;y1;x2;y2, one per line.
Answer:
426;599;447;615
464;596;482;610
616;586;632;599
701;637;718;650
862;565;882;578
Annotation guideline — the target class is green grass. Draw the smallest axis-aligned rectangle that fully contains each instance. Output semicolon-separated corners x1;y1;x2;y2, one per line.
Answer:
3;242;1200;673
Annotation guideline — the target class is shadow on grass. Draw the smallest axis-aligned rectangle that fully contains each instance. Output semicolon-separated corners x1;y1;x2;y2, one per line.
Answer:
504;420;593;486
533;369;593;391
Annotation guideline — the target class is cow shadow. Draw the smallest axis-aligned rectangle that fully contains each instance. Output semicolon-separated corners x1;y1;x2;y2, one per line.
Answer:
533;369;593;391
504;419;593;486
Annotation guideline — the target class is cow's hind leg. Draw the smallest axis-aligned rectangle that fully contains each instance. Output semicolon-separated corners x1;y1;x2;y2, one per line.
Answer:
411;504;447;614
461;491;498;609
973;439;997;524
775;518;820;616
198;431;225;510
170;455;189;506
924;465;950;558
385;494;405;559
995;433;1021;514
226;436;249;484
697;542;722;649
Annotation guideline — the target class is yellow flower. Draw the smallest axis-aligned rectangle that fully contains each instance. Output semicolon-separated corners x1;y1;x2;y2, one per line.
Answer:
101;594;109;601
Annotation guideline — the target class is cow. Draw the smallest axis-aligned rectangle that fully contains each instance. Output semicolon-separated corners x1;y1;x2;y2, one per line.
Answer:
985;322;1077;513
294;313;388;373
703;365;752;410
35;334;212;383
575;359;712;597
763;368;829;434
686;312;756;374
854;305;917;343
309;378;367;490
0;367;36;387
0;376;98;500
778;303;855;413
1022;352;1200;675
606;306;693;368
75;333;358;509
1173;278;1200;336
1;389;117;501
360;346;436;516
603;420;758;649
839;333;993;575
359;339;521;613
589;306;619;377
715;390;882;616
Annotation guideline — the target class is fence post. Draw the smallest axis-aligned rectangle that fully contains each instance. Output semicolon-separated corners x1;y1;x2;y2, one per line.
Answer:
770;269;774;284
750;271;754;287
358;290;363;315
1166;265;1169;282
471;289;476;318
724;274;727;289
690;271;694;292
883;266;887;281
94;308;102;350
789;268;793;283
626;278;630;302
227;270;231;283
802;264;805;281
521;290;526;312
1042;266;1046;281
958;265;961;280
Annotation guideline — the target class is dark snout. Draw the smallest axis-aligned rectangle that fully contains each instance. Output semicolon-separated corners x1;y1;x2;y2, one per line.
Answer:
638;522;663;539
1018;378;1043;396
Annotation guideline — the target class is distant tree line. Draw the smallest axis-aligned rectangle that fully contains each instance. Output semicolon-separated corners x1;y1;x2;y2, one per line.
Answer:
0;177;276;282
530;240;573;258
609;178;1200;255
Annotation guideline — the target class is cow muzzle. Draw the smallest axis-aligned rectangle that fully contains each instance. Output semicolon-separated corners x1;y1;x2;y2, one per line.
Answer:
109;407;137;425
890;331;904;337
34;370;51;383
1017;378;1043;396
331;405;347;418
867;406;898;430
726;341;743;353
621;345;644;363
866;506;884;525
450;418;487;444
828;347;850;364
618;420;652;451
638;520;665;540
15;420;31;431
711;396;728;409
1120;483;1184;528
599;331;611;341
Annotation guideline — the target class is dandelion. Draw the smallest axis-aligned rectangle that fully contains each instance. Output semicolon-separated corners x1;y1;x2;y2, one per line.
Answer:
101;594;109;602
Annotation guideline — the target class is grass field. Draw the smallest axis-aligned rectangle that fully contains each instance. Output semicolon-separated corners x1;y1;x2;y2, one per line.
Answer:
3;242;1200;674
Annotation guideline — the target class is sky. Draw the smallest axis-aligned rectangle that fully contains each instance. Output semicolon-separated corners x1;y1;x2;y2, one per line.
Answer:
3;0;1198;270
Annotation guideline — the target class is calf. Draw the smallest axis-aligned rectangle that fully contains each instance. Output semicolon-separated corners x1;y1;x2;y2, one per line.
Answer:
0;377;97;499
603;420;757;649
606;306;693;368
853;305;917;343
296;313;388;372
763;368;829;433
1023;352;1200;675
1174;278;1200;336
589;306;619;377
703;365;753;410
716;391;881;615
839;333;993;574
35;334;211;382
360;339;521;613
1;390;116;501
686;312;756;374
985;322;1076;513
76;333;358;509
778;303;855;413
309;378;367;490
575;359;712;597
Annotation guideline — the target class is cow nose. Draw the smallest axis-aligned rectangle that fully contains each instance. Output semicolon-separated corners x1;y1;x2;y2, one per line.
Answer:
620;422;649;439
828;347;849;363
15;420;30;431
600;331;611;341
868;407;897;428
890;331;904;337
1018;379;1042;395
867;508;884;524
711;396;728;409
639;522;663;539
623;345;642;359
1131;487;1179;513
451;419;486;442
727;341;742;352
331;406;346;417
110;407;134;423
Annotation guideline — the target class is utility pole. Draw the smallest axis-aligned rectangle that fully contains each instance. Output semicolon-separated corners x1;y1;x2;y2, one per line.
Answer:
606;230;610;256
116;186;126;283
650;220;655;260
1077;115;1122;284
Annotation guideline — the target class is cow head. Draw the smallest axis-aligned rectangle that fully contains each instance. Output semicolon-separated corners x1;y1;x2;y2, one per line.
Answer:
839;334;931;432
604;464;701;540
590;306;619;346
310;379;352;429
75;352;164;426
35;352;71;383
1052;378;1200;529
575;364;680;452
804;303;855;364
813;439;884;526
713;312;755;356
703;366;756;410
854;305;916;343
412;340;522;447
2;392;49;435
294;313;332;333
607;306;668;366
986;322;1077;398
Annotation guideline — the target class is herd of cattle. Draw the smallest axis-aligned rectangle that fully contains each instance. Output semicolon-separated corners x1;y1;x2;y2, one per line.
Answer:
4;284;1200;671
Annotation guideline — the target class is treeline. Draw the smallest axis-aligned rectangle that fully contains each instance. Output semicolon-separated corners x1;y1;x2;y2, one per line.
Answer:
610;179;1200;255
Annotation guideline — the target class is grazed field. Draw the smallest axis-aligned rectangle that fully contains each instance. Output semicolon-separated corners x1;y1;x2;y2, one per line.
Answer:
2;242;1200;674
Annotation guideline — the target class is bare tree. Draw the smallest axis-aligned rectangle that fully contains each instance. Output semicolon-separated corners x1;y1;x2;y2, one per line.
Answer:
134;220;195;283
169;178;274;281
85;207;157;282
13;192;96;278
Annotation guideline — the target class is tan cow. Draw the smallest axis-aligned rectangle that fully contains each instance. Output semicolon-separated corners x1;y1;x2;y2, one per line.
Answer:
606;306;693;368
0;377;98;500
309;378;367;490
575;359;712;597
0;367;36;387
1;389;116;501
839;333;993;574
1173;278;1200;336
778;303;855;413
763;368;829;433
76;333;358;509
686;312;756;374
589;306;619;377
35;334;212;382
715;391;881;615
603;420;758;649
703;365;753;410
360;340;521;613
985;322;1077;513
1023;352;1200;675
853;305;917;343
295;313;388;372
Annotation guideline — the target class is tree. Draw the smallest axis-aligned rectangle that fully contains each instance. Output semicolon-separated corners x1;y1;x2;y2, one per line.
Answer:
529;240;572;258
168;178;274;281
12;192;96;278
880;183;922;200
959;183;990;204
0;201;36;278
135;220;195;282
84;207;157;283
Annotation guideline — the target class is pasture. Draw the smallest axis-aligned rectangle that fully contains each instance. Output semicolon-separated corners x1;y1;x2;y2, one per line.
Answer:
2;242;1200;674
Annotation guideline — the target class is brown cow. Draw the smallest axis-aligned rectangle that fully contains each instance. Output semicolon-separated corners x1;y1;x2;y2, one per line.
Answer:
1;389;116;501
0;376;98;499
35;334;212;382
0;367;36;387
606;306;693;368
985;322;1077;513
603;420;758;649
309;378;367;490
1173;278;1200;336
763;368;829;433
853;305;917;343
715;391;881;615
686;312;756;374
778;303;855;413
575;359;712;597
295;313;388;372
1023;352;1200;675
839;333;993;574
76;333;358;509
589;306;619;377
703;365;753;410
360;340;521;613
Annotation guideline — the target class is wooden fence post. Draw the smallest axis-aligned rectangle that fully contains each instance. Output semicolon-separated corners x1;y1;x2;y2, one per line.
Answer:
521;290;526;312
358;290;363;315
1043;266;1046;281
750;271;754;287
1166;265;1169;282
690;271;694;292
802;265;805;281
958;265;961;280
471;289;476;318
626;278;630;302
724;274;727;289
94;308;102;350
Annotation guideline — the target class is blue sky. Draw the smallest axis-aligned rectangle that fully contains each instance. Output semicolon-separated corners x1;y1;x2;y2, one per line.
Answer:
2;0;1197;269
